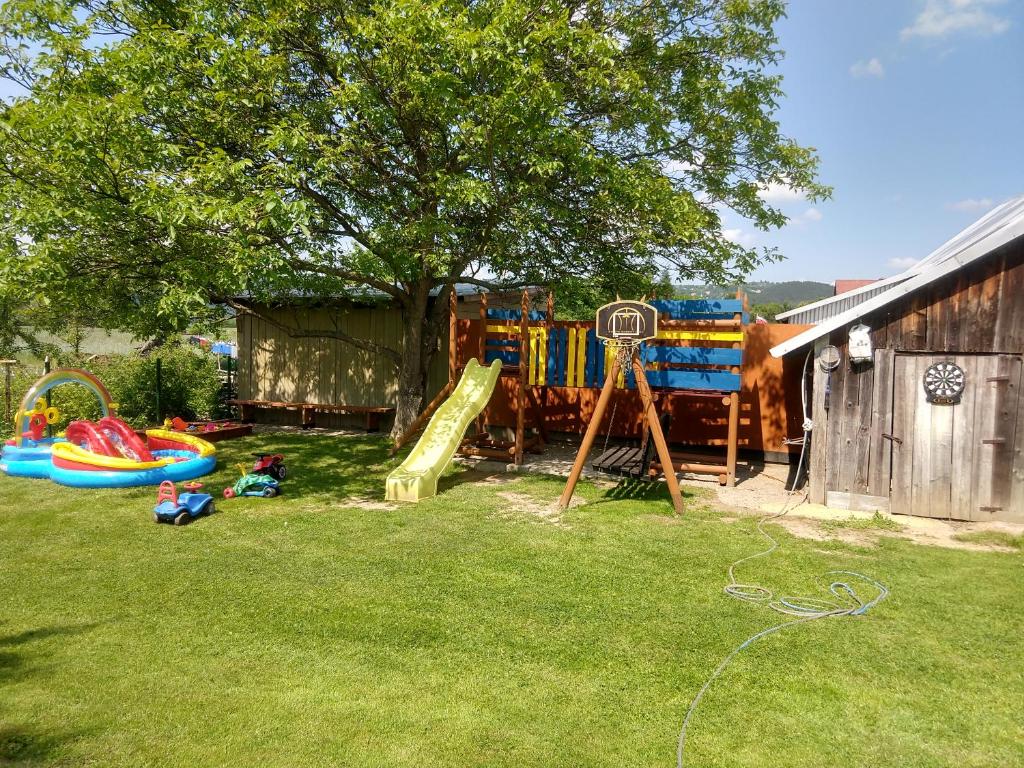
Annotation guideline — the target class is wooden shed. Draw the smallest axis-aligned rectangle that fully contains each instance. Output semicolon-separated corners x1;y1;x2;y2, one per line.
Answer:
772;196;1024;522
232;286;542;431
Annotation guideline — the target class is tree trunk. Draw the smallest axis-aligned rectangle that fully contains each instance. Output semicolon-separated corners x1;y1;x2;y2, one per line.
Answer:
390;280;446;439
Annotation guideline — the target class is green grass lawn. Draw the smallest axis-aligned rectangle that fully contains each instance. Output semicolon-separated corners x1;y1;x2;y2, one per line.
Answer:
1;433;1022;767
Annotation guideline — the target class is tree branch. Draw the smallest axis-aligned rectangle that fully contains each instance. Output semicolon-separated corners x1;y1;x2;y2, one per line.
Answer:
226;298;402;366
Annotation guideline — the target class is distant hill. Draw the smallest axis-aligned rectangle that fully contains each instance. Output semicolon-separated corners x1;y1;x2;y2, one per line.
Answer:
674;280;832;306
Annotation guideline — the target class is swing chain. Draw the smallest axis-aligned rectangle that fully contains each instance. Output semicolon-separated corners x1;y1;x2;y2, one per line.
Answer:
599;340;639;456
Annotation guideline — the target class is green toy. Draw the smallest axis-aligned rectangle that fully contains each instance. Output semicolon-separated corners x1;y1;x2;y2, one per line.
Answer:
223;463;281;498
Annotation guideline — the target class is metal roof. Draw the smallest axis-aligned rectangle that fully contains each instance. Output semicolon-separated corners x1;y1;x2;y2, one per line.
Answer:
775;196;1024;325
770;194;1024;358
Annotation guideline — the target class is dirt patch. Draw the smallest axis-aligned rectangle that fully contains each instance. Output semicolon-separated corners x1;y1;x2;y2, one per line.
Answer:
766;512;1020;553
773;516;880;549
341;497;399;512
494;491;571;528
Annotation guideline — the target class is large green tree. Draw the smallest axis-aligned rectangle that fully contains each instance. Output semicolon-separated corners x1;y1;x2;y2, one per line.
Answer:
0;0;826;433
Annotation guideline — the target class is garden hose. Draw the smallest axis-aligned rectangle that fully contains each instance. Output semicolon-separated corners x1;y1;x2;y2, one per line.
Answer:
675;350;890;767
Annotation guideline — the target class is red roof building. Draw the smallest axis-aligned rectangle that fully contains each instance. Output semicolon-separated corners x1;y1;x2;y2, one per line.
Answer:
833;279;879;295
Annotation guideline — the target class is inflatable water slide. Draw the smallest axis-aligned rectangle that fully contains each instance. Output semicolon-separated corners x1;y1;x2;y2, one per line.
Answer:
385;359;501;502
1;368;216;488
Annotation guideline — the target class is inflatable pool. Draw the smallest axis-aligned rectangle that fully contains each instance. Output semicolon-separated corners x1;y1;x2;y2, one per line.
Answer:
1;367;216;488
2;426;216;488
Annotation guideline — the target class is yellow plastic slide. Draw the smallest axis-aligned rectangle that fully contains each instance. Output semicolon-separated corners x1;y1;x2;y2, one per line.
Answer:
386;358;502;502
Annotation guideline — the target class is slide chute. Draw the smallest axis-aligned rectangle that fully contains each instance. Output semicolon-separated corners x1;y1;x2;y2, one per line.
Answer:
65;420;119;458
98;416;155;462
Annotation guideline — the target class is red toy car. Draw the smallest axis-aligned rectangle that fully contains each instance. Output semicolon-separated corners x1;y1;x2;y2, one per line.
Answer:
251;453;287;481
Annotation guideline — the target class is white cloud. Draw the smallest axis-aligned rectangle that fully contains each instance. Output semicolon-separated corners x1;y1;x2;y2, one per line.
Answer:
888;256;919;270
850;58;885;78
784;207;824;229
662;159;696;176
945;197;994;212
901;0;1010;40
757;181;805;204
723;227;757;248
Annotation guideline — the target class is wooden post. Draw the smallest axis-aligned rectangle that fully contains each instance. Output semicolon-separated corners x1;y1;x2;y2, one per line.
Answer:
543;290;553;434
43;356;52;438
1;359;15;423
724;288;745;488
558;354;622;508
475;291;487;437
514;290;528;465
725;393;739;487
478;291;487;364
631;352;684;514
448;287;457;385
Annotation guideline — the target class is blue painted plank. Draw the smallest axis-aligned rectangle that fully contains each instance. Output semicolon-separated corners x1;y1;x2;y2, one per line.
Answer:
561;327;569;385
485;350;519;365
645;369;741;391
485;338;520;348
649;299;744;320
545;331;556;386
485;308;548;321
584;331;597;387
551;328;566;386
643;346;743;366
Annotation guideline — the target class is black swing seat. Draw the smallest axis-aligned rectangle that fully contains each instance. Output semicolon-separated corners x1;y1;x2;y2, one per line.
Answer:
592;445;654;479
591;413;671;481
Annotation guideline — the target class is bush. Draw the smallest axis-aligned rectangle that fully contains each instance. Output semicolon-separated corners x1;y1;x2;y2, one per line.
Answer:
1;344;223;438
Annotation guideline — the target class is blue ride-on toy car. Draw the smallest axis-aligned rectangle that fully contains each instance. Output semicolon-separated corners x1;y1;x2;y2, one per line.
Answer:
153;480;215;525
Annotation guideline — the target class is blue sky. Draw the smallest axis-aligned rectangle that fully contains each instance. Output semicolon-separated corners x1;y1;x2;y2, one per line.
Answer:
731;0;1024;283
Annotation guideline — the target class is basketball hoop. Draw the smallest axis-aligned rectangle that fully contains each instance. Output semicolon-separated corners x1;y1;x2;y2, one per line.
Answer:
596;299;658;365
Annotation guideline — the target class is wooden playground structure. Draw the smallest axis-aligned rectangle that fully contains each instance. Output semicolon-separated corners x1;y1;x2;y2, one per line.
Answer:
393;290;751;487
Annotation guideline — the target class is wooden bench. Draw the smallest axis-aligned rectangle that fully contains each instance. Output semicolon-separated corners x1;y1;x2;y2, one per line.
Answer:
228;400;395;432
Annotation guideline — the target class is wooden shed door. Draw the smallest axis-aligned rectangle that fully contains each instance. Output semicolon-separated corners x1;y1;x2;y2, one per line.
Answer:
890;354;1021;521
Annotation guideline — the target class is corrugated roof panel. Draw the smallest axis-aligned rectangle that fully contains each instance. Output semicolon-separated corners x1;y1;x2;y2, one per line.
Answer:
776;196;1024;327
770;195;1024;357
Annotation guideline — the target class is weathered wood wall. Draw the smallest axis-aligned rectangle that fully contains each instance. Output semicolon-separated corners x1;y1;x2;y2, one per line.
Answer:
811;237;1024;521
236;303;449;430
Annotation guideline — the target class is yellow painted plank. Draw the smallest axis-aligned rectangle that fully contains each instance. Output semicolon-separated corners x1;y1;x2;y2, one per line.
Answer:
566;328;577;385
604;345;625;388
575;329;587;387
533;328;547;385
532;333;540;387
486;324;520;335
656;330;744;342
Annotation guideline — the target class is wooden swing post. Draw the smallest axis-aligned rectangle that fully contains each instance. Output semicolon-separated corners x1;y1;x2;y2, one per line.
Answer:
631;352;684;514
559;298;684;515
558;353;622;510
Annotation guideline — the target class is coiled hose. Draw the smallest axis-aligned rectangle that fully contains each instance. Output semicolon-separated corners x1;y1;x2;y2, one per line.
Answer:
675;350;889;767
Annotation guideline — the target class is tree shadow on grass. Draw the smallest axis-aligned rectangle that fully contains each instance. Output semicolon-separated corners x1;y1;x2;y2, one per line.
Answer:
213;433;395;503
596;477;701;509
0;623;102;687
0;724;73;766
0;623;101;766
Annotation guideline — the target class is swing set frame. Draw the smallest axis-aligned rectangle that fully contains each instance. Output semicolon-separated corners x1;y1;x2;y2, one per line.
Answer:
558;302;684;515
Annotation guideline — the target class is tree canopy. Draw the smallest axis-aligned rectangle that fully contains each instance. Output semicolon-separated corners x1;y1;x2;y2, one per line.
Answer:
0;0;827;430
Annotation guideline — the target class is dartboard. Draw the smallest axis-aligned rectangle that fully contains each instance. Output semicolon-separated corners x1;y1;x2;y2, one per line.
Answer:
923;362;965;404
